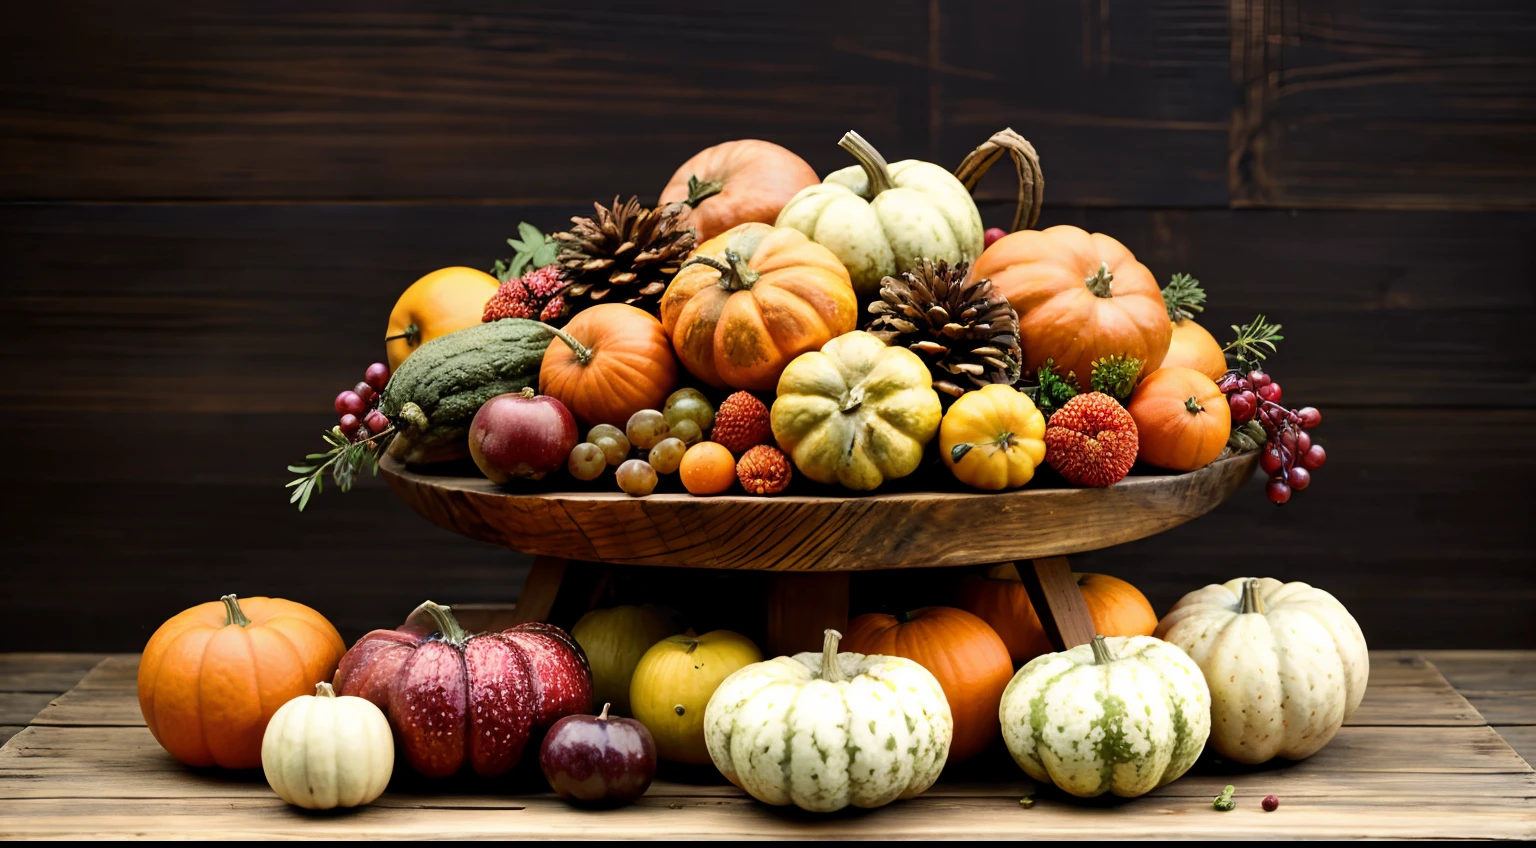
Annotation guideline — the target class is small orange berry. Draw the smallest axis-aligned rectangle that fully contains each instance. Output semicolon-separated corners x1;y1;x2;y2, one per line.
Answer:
679;441;737;495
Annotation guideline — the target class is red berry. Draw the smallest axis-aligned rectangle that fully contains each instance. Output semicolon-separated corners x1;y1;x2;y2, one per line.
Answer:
1280;429;1298;451
984;227;1007;248
1298;407;1321;429
353;382;376;406
1301;445;1327;470
364;362;390;392
1288;466;1311;490
339;414;361;437
1296;430;1312;453
335;390;366;417
1266;478;1292;504
1260;448;1283;475
364;409;390;434
1228;392;1256;424
1248;369;1270;388
1257;382;1283;403
1262;794;1279;812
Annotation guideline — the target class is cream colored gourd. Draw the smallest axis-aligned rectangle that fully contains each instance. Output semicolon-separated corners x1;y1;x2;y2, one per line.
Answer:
261;682;394;810
1156;577;1368;764
776;131;984;299
999;635;1210;798
704;629;952;813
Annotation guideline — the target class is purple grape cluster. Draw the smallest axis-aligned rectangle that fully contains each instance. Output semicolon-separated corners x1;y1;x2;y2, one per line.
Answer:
333;362;391;442
1218;369;1326;504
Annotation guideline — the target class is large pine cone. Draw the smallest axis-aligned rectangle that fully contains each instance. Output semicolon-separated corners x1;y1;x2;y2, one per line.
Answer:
553;196;696;316
867;259;1022;398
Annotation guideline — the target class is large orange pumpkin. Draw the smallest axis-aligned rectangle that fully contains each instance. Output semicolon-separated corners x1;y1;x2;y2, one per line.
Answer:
660;223;856;392
1126;366;1231;471
842;607;1012;763
971;226;1170;385
957;566;1157;664
1164;318;1227;381
658;140;820;242
540;303;679;428
137;594;345;769
385;267;501;371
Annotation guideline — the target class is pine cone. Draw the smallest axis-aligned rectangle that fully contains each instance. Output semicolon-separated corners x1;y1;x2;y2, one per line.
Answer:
553;196;696;316
866;259;1022;398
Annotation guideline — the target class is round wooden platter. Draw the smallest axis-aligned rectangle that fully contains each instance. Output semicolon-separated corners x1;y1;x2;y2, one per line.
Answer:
380;450;1260;572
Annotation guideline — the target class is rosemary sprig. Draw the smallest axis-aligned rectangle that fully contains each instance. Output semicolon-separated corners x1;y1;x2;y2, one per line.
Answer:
491;221;560;282
285;426;395;512
1223;314;1284;372
1162;272;1207;323
1022;358;1081;417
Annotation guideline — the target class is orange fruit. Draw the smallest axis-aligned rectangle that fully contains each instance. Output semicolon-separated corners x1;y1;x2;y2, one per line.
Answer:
680;442;737;495
385;267;500;370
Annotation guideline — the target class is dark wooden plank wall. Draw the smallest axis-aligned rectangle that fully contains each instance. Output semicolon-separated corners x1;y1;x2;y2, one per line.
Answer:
2;1;1532;651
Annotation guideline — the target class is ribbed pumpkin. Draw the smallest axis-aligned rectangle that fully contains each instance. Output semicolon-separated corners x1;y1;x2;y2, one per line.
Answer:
999;635;1211;798
658;140;820;242
138;595;345;769
1164;318;1227;381
539;303;679;428
842;607;1012;763
957;565;1157;664
261;682;394;810
971;226;1170;385
660;223;857;392
1127;366;1231;472
939;384;1047;491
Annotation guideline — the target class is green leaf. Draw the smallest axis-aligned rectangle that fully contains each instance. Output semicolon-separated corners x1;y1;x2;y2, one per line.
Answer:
517;221;544;245
287;464;317;474
1223;315;1284;371
1161;272;1207;322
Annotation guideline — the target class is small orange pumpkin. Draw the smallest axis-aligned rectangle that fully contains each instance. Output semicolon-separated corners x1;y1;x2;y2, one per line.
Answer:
957;566;1157;664
658;140;820;242
1164;318;1227;381
842;607;1012;763
540;303;679;428
137;594;345;769
971;226;1170;385
1127;366;1231;471
660;223;856;392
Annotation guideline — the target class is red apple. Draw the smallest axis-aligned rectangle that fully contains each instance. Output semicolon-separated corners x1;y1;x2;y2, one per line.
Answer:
540;703;657;806
468;388;578;483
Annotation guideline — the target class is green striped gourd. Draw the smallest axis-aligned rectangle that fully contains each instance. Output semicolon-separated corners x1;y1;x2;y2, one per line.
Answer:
379;318;550;463
999;634;1210;798
703;629;951;813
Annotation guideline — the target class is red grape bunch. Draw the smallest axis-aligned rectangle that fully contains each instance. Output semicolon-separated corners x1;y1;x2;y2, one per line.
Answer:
333;362;392;442
1217;368;1326;505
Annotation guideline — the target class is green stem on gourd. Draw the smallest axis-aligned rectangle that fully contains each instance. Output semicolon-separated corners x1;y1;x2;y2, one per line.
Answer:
685;175;724;207
683;639;699;654
820;629;845;683
532;321;593;367
896;610;915;624
415;601;469;646
221;594;251;627
1185;396;1204;414
384;323;420;345
1090;634;1113;665
597;702;612;721
838;131;895;197
681;250;759;292
1085;262;1114;298
315;682;337;698
1240;579;1266;615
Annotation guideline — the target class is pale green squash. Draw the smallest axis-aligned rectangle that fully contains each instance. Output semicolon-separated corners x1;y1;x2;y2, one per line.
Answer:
775;131;984;299
999;635;1210;798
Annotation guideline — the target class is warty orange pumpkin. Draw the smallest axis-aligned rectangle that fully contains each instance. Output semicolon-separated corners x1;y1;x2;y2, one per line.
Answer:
539;303;679;428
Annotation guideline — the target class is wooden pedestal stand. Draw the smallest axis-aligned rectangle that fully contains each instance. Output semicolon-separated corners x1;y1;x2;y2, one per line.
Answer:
380;451;1259;655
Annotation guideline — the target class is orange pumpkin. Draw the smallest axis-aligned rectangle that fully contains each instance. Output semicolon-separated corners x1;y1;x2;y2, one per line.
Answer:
957;566;1157;664
971;226;1170;385
540;303;679;428
385;267;501;371
660;223;856;392
1164;318;1227;381
1126;366;1231;471
137;594;345;769
842;607;1012;763
658;140;820;242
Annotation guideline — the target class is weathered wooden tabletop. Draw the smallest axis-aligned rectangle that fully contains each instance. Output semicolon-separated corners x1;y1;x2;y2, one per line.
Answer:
1;651;1532;840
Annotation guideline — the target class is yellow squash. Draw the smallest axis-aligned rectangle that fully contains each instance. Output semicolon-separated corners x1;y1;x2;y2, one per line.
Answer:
770;331;942;491
939;384;1047;490
629;630;762;764
571;604;687;716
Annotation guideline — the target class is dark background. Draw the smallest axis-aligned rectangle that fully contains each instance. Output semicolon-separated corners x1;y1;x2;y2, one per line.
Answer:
2;1;1532;651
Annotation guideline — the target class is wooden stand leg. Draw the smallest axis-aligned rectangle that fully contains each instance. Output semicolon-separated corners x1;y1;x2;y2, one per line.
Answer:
1017;556;1096;651
764;572;850;657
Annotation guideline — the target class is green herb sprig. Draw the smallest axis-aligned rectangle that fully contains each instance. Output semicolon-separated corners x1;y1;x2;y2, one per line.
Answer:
1223;315;1284;372
285;426;395;512
1024;358;1080;417
492;222;560;282
1162;272;1207;323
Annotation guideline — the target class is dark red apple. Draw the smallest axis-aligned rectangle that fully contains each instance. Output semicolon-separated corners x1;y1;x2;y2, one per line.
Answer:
468;388;578;483
540;703;657;806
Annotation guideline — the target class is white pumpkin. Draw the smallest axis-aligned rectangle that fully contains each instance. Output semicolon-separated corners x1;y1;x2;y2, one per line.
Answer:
703;629;951;812
261;682;394;810
999;635;1211;798
1156;577;1368;764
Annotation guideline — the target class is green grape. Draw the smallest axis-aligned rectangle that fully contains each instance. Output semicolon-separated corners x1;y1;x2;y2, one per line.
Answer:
587;423;630;466
615;458;658;496
648;437;686;475
567;443;606;481
625;409;670;450
669;418;703;446
664;388;716;436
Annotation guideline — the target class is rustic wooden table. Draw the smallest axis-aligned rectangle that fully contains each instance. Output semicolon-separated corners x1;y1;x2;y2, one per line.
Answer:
1;651;1531;840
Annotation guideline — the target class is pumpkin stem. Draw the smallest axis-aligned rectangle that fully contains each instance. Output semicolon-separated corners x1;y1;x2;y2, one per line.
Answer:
895;609;915;624
1090;634;1114;665
220;594;251;627
531;321;594;367
314;681;337;699
1240;579;1267;615
682;638;699;655
413;601;470;647
838;131;895;197
820;629;845;683
684;174;724;208
597;702;612;721
681;251;759;291
840;385;866;414
384;323;420;345
1084;262;1115;298
1184;396;1204;414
